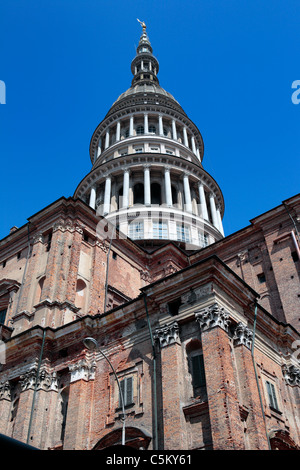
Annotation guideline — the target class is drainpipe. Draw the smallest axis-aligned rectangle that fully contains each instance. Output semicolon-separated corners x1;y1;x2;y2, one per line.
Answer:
283;202;300;245
143;293;158;450
291;230;300;261
26;328;46;445
251;302;271;450
14;223;31;318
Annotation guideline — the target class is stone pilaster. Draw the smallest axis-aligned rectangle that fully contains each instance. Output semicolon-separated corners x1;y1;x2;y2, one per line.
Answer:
63;356;96;450
232;322;269;450
195;303;245;450
154;321;187;449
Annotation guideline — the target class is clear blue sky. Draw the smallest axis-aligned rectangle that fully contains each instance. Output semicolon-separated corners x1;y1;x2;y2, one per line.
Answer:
0;0;299;240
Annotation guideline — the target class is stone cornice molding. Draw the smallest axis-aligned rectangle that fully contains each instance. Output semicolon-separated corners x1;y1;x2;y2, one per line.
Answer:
195;302;231;333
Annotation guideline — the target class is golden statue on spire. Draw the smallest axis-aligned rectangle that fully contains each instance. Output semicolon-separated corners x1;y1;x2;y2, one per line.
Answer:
137;18;146;32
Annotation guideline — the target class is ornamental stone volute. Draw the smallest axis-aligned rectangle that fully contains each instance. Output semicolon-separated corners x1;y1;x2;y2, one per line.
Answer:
195;303;231;333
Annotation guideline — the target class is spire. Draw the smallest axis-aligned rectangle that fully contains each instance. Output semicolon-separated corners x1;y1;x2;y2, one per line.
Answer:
131;20;159;86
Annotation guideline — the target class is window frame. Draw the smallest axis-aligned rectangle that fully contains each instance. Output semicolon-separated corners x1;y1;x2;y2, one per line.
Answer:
266;380;280;412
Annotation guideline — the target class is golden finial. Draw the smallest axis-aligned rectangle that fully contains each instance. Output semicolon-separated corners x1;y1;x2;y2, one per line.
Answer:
137;18;146;32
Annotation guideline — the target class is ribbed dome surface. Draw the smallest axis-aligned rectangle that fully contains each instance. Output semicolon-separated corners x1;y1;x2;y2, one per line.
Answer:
112;83;180;106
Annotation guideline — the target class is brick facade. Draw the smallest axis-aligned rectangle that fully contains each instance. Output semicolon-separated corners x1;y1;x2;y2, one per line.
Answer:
0;195;299;450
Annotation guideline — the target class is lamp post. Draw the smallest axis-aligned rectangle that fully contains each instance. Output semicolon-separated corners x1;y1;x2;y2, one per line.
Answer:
83;337;126;446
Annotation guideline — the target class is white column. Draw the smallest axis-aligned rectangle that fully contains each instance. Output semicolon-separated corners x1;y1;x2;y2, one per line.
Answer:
116;121;121;142
105;129;110;149
216;206;225;236
158;114;164;136
196;147;201;160
97;138;102;158
122;169;130;208
103;176;111;215
198;182;209;221
183;173;192;212
144;165;151;206
183;127;189;147
164;167;173;207
89;186;96;210
144;113;149;134
209;193;219;229
129;116;134;137
172;119;177;140
191;136;197;154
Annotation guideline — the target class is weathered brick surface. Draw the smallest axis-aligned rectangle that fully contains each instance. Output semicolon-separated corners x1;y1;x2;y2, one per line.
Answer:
201;326;245;450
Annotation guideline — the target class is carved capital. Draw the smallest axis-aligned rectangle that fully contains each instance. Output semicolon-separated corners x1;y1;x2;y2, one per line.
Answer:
282;365;300;387
154;321;180;348
69;358;96;383
0;380;11;401
233;322;253;349
32;232;44;244
20;366;59;392
236;250;249;267
95;239;109;253
195;303;230;333
20;367;37;391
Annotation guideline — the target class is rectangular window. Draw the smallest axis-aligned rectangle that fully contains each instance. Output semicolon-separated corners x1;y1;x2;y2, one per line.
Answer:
152;220;168;239
266;380;279;411
129;221;144;239
257;273;266;284
177;224;190;243
119;376;133;407
0;308;7;325
191;354;206;389
119;148;128;156
134;147;144;153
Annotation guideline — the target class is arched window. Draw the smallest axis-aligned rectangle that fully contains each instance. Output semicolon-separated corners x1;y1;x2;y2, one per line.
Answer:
151;182;161;205
148;125;156;134
133;183;144;205
136;125;144;135
60;386;69;443
171;185;178;205
118;186;123;209
186;339;206;398
34;276;46;305
75;279;87;310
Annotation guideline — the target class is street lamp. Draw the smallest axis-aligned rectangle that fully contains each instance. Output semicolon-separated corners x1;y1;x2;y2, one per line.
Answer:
83;337;126;446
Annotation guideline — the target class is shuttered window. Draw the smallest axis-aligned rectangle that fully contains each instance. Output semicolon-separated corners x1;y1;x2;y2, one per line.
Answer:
191;354;206;389
119;376;133;407
266;381;279;411
0;309;7;325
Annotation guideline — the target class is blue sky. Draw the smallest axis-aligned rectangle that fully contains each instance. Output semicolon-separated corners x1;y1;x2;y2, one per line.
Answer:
0;0;299;241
